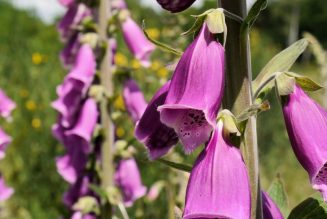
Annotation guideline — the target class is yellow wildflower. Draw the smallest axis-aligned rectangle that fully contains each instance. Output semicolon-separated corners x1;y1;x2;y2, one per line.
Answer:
32;118;42;129
116;127;125;138
131;59;141;69
147;28;160;40
151;61;161;71
157;67;169;78
26;100;37;111
32;53;43;65
115;52;128;66
113;95;125;111
19;89;29;98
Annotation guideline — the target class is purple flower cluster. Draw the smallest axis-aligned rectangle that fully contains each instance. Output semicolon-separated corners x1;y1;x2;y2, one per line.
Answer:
53;1;99;217
0;89;15;201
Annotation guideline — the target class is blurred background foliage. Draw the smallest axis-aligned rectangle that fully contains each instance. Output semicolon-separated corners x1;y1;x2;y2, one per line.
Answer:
0;0;326;218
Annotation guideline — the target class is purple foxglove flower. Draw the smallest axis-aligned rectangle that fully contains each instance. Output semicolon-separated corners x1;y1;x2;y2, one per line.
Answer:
262;191;284;219
60;33;80;69
0;177;14;201
58;0;74;7
52;44;96;128
0;89;16;118
56;147;87;184
0;128;11;160
135;81;179;159
58;4;91;42
114;158;146;207
71;212;96;219
158;24;224;153
121;17;155;67
183;121;250;219
282;84;327;201
65;98;98;154
112;0;127;10
123;79;147;123
156;0;197;13
64;176;90;207
109;38;117;65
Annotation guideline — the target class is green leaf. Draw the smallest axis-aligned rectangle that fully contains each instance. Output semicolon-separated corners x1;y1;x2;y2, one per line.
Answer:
157;158;192;173
288;196;327;219
89;184;108;199
241;0;268;31
253;39;309;91
285;72;323;92
142;20;182;56
268;175;289;217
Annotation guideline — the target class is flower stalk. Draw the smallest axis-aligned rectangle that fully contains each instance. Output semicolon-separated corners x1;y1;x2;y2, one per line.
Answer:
99;0;115;217
219;0;262;218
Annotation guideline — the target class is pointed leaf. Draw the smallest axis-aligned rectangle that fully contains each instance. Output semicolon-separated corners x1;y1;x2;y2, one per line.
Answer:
285;72;323;92
142;21;182;56
268;175;289;217
253;39;309;91
241;0;268;31
182;16;206;36
288;197;327;219
236;100;270;122
157;158;192;173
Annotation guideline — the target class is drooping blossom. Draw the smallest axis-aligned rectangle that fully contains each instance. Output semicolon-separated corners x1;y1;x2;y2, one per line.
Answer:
121;16;155;67
52;44;96;128
114;158;147;207
63;176;91;207
156;0;197;13
183;121;250;219
58;4;91;42
262;191;284;219
0;128;12;160
123;79;147;123
112;0;127;10
58;0;74;7
135;81;179;159
0;177;14;201
282;84;327;201
158;24;224;153
0;89;16;118
71;212;96;219
60;33;80;69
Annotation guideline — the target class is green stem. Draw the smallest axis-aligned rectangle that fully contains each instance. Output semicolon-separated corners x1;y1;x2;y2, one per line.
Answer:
99;0;114;218
219;0;262;218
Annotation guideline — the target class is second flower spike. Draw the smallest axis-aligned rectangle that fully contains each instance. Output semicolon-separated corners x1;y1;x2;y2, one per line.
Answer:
158;24;225;153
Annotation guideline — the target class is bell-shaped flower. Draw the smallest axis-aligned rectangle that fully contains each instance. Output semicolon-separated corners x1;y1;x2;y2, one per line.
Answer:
183;121;250;219
156;0;197;13
52;44;96;128
58;0;74;7
135;81;179;160
158;24;224;153
262;191;284;219
65;98;98;154
114;158;146;207
60;33;80;69
112;0;127;10
0;177;14;201
0;89;16;118
64;176;91;207
0;128;12;160
121;16;155;67
58;4;91;42
123;79;147;123
71;212;96;219
56;147;88;184
282;84;327;201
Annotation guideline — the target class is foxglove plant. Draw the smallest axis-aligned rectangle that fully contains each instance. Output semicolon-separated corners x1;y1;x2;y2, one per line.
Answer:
183;120;250;219
262;191;284;219
0;177;14;201
0;128;11;160
135;81;179;159
158;24;225;153
120;12;155;67
282;84;327;201
0;89;16;119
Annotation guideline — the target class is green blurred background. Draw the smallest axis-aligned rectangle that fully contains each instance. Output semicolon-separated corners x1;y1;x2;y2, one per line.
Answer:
0;0;326;218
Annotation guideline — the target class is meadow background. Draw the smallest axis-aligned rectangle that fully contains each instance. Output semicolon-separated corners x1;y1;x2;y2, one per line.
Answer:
0;0;326;218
